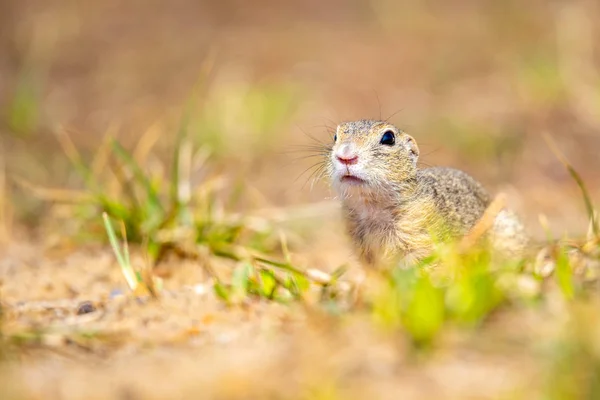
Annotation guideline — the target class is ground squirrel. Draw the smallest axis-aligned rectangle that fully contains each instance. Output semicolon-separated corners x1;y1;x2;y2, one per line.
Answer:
326;119;528;268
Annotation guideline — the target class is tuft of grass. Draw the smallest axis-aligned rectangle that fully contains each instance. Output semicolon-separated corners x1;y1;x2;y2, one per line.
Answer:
208;247;319;305
83;129;339;303
369;133;600;348
372;244;507;347
102;212;161;297
370;237;595;348
20;109;341;304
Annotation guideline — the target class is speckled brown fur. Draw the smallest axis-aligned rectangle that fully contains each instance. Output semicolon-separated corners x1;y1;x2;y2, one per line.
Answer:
326;119;527;268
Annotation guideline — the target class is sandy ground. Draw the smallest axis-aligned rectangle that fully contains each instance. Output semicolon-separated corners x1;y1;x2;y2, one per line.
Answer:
0;240;557;400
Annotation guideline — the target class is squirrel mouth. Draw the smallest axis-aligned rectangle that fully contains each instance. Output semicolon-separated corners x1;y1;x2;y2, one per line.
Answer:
340;175;366;185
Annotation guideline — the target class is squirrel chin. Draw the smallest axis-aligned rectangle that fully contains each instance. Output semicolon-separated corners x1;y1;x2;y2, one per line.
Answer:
340;175;366;185
334;181;393;205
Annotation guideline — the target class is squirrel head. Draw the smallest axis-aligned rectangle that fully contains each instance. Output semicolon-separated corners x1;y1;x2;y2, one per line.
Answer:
327;120;419;197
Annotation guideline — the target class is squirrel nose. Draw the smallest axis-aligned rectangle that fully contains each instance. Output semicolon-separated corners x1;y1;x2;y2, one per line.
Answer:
335;143;359;165
336;154;359;165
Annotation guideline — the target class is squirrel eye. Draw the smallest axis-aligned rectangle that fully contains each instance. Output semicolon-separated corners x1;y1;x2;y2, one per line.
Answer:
380;130;395;146
334;134;337;142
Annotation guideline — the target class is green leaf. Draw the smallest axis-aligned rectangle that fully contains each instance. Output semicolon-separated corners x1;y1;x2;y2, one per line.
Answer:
231;263;252;302
258;269;277;299
555;246;574;300
254;256;305;276
403;273;444;345
371;281;403;329
283;273;310;298
445;257;502;325
213;282;230;302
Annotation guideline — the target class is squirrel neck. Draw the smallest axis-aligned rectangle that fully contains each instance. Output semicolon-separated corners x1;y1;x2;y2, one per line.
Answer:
340;176;420;213
339;175;427;266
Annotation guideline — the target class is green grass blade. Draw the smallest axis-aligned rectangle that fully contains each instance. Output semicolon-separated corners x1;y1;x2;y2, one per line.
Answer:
110;139;164;215
103;213;127;268
213;282;230;303
120;220;131;268
171;56;215;212
231;263;252;302
555;245;574;300
254;256;305;276
170;101;191;213
330;265;348;282
102;212;138;291
544;133;598;238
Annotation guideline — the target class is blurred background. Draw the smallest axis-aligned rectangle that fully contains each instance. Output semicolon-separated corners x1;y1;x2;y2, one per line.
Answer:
1;0;600;238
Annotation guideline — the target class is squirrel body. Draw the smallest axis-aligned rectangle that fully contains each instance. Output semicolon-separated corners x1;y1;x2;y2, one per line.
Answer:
326;119;527;267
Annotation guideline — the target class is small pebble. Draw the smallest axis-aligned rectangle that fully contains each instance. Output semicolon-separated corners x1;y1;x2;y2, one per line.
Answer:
76;301;96;315
193;284;207;295
110;289;125;298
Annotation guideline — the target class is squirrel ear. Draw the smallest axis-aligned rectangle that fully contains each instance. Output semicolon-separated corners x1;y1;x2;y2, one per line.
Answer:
404;134;419;166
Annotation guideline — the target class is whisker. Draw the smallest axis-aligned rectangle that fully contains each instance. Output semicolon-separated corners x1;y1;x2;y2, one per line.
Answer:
307;124;336;134
318;117;339;129
294;161;326;186
315;166;329;183
372;88;382;121
291;153;329;159
276;144;331;160
288;154;330;164
419;147;441;157
295;124;334;146
285;143;332;151
305;165;327;191
282;149;331;157
303;165;328;191
384;108;405;122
